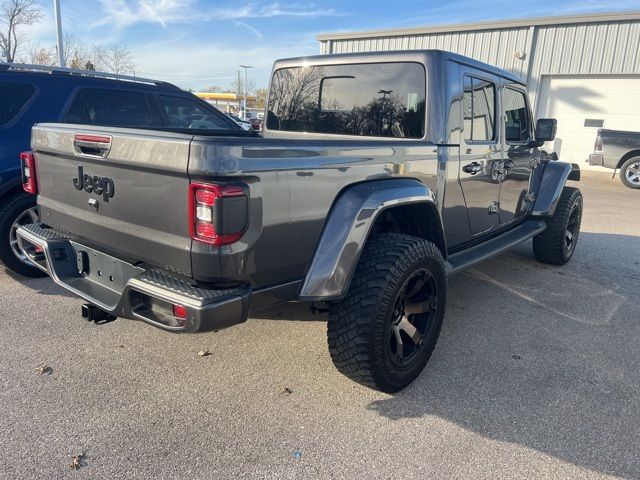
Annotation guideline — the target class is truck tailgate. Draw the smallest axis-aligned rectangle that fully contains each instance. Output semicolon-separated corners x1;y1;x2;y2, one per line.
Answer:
32;124;193;277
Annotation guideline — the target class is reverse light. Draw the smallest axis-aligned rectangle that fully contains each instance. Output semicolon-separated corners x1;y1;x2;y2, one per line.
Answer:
20;151;37;194
189;183;247;246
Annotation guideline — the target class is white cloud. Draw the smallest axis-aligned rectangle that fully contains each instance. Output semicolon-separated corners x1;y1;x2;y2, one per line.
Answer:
94;0;193;29
94;1;340;29
236;22;263;40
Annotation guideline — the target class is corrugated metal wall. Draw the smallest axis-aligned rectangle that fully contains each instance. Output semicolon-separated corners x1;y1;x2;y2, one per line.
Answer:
528;20;640;112
319;18;640;115
323;28;532;79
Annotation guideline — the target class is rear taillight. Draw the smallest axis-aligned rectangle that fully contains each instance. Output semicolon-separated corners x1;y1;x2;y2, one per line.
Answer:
189;183;248;246
594;135;603;152
20;151;37;194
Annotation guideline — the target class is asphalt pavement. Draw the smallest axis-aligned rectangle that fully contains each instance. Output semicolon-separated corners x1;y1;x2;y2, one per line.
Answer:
0;171;638;479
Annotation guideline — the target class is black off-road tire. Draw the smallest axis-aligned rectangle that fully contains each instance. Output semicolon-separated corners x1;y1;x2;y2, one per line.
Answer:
533;186;583;266
0;192;46;277
327;233;447;393
619;157;640;189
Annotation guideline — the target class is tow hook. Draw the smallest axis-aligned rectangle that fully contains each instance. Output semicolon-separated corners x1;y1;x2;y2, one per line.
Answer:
81;303;117;324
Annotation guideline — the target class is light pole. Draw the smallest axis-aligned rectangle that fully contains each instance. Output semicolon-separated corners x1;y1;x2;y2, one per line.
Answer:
239;65;253;120
53;0;65;67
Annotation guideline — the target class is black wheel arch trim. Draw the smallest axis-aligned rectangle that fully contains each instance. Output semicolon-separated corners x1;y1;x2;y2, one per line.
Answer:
298;178;445;301
532;162;580;217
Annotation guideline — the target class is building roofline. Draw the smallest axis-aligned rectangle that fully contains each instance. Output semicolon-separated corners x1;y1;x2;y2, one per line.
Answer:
317;10;640;42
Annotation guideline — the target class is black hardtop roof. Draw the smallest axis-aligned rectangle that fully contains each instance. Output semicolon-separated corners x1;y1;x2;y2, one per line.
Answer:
273;49;525;85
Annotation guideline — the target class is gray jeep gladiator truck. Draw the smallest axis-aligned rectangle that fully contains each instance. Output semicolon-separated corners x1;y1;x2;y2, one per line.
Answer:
588;128;640;189
16;51;582;392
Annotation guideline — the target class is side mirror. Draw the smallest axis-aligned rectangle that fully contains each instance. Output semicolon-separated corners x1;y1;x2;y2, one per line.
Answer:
535;118;557;142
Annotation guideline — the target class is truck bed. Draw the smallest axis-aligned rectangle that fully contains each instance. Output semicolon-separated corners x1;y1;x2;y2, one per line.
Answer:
31;123;441;288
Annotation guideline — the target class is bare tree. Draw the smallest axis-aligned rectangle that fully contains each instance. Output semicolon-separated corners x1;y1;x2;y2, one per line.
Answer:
232;76;256;96
254;87;268;107
89;43;106;69
25;43;53;64
63;32;91;69
13;29;136;76
98;43;135;74
0;0;42;62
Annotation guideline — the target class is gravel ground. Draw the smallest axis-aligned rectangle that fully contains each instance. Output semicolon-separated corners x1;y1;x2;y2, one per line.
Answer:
0;171;638;479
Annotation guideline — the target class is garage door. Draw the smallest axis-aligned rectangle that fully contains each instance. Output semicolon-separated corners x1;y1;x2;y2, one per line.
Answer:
538;75;640;164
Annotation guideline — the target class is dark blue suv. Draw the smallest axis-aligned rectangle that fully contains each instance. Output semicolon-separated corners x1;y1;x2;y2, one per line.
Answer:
0;63;240;277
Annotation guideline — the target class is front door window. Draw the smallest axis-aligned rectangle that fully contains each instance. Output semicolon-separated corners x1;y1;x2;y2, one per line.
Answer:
500;86;535;224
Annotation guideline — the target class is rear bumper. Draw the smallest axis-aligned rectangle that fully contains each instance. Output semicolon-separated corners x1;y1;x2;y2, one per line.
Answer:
588;153;618;169
588;153;605;167
16;223;250;333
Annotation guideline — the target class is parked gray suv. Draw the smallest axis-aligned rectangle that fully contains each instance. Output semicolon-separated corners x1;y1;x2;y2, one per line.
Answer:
17;51;582;392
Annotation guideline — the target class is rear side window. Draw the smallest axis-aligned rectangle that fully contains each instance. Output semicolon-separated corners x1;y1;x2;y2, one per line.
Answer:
0;82;35;126
504;87;530;143
156;95;234;129
267;62;426;139
65;93;89;123
462;76;496;142
77;88;157;127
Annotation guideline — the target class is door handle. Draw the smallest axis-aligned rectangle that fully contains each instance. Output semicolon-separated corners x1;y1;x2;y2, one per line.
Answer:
462;162;483;175
73;134;112;158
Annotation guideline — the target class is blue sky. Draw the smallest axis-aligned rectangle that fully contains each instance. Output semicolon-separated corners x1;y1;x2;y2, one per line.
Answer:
27;0;640;90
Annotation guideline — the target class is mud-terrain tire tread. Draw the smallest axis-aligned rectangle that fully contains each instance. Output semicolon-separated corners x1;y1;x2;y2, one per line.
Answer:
327;233;446;393
532;186;582;266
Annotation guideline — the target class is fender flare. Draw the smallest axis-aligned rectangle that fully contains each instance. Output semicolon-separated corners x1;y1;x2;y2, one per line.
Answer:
298;178;442;301
532;162;580;217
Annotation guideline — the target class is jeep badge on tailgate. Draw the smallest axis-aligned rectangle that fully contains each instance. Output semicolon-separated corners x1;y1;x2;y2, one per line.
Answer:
72;165;115;202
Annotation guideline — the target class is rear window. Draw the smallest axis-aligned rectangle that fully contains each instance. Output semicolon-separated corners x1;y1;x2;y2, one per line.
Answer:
0;82;35;126
156;95;234;130
267;62;426;139
70;88;157;127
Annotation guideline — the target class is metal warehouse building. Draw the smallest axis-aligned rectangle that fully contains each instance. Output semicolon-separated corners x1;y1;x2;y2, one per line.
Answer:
318;11;640;167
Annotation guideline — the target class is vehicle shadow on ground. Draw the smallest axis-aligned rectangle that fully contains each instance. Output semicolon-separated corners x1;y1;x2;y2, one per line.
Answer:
366;232;640;478
2;268;76;298
252;302;326;322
